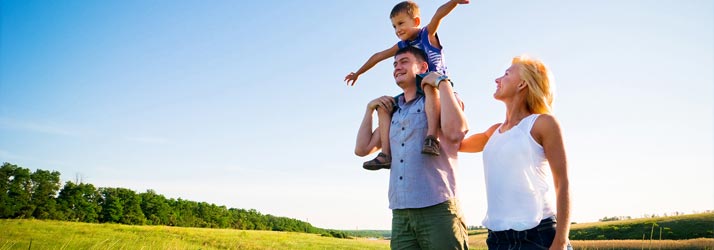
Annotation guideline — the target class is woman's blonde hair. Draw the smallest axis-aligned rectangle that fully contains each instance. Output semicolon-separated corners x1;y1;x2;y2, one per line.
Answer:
512;55;555;114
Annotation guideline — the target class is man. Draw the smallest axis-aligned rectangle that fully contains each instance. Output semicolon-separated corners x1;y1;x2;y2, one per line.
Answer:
354;46;470;249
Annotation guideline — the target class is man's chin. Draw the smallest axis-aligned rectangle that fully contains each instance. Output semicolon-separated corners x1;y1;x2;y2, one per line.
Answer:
395;76;411;84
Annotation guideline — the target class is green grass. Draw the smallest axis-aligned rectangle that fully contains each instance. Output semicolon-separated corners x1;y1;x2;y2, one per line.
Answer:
0;219;389;250
570;212;714;240
4;214;713;250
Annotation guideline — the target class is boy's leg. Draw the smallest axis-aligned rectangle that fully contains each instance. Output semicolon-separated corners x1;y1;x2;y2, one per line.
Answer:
422;84;441;156
378;106;391;157
363;106;392;170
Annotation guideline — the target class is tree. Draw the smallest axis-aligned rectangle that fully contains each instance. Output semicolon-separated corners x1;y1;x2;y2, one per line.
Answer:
57;181;102;222
29;169;61;219
0;163;33;218
139;189;170;225
99;187;146;225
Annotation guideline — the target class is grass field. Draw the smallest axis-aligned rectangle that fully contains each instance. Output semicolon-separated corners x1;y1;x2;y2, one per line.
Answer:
2;219;712;249
0;219;389;250
570;212;714;240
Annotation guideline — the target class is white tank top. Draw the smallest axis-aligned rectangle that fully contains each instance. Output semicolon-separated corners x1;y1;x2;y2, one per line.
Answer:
481;114;556;231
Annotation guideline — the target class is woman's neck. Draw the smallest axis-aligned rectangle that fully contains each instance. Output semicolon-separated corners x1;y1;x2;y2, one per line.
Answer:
501;97;532;132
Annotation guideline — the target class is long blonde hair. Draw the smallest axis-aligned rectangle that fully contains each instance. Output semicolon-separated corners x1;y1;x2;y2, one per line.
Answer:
512;55;554;114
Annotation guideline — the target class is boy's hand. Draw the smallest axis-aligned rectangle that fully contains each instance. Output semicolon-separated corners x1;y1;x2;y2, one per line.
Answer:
345;72;360;86
367;96;395;112
420;72;445;89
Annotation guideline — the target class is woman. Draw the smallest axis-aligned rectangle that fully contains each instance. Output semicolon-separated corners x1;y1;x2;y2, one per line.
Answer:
460;55;572;250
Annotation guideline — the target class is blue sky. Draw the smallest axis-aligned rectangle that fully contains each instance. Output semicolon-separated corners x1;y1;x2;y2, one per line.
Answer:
1;0;712;230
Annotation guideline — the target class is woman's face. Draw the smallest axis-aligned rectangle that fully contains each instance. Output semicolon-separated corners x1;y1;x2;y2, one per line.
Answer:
493;64;522;100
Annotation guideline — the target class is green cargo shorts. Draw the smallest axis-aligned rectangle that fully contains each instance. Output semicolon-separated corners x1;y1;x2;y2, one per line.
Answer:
390;199;469;250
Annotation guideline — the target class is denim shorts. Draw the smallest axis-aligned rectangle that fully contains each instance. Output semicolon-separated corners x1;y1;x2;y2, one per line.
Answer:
391;199;469;250
486;217;573;250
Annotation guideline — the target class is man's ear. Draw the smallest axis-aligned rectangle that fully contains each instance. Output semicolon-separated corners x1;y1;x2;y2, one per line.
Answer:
419;61;429;72
414;17;421;26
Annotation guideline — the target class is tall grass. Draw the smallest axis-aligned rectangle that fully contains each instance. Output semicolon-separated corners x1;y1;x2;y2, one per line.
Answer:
3;219;712;249
0;219;389;250
571;238;714;250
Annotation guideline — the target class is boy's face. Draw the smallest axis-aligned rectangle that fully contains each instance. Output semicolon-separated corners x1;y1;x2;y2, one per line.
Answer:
390;12;420;41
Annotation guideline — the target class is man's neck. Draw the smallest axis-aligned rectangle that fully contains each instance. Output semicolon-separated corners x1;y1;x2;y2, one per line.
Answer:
402;87;419;103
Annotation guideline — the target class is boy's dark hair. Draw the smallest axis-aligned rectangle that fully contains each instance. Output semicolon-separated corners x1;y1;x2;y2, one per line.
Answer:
390;1;420;19
395;46;427;63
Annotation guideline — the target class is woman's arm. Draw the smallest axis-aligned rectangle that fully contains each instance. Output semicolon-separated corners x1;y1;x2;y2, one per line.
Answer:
532;114;571;250
459;123;500;153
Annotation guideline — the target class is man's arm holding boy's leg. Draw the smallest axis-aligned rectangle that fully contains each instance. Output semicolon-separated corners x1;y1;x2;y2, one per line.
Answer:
355;96;395;156
421;73;468;144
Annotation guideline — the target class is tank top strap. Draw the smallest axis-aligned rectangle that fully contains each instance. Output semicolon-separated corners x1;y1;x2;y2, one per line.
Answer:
520;114;541;133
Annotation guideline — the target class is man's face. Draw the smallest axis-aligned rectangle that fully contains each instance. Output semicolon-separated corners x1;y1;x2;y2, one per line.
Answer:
392;52;425;86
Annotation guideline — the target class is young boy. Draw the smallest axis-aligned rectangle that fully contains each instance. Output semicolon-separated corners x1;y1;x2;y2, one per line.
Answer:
345;0;469;170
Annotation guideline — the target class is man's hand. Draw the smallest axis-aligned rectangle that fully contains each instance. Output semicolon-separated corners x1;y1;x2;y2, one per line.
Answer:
345;72;360;86
368;96;395;113
420;72;446;89
451;0;470;4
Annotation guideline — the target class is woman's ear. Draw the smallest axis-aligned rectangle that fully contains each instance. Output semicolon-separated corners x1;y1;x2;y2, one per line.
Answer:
518;81;527;90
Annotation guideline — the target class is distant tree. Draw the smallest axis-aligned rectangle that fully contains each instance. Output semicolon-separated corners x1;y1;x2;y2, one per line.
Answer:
139;189;170;225
57;181;102;222
0;162;16;217
0;163;33;218
167;198;203;227
99;187;146;225
29;169;61;219
1;162;335;235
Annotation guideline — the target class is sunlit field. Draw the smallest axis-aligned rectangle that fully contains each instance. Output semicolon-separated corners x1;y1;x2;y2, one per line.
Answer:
2;219;712;249
0;219;389;250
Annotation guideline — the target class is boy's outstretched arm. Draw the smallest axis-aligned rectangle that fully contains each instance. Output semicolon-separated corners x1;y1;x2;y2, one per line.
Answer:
345;44;399;86
426;0;469;46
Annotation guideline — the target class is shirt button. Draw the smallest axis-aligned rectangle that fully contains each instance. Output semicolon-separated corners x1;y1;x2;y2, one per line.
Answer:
399;176;403;180
400;159;404;163
401;127;405;131
401;143;405;147
417;109;421;112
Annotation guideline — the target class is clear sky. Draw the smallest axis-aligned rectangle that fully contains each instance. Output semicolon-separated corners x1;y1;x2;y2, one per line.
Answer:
1;0;712;230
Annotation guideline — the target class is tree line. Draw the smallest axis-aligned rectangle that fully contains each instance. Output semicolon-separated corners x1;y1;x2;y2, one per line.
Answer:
0;162;328;235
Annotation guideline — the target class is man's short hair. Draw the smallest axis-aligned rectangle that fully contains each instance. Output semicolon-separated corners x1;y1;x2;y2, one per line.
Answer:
395;46;428;63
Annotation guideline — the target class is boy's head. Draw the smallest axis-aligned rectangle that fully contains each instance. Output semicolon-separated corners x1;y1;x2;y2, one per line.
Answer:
390;1;422;41
390;1;420;19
